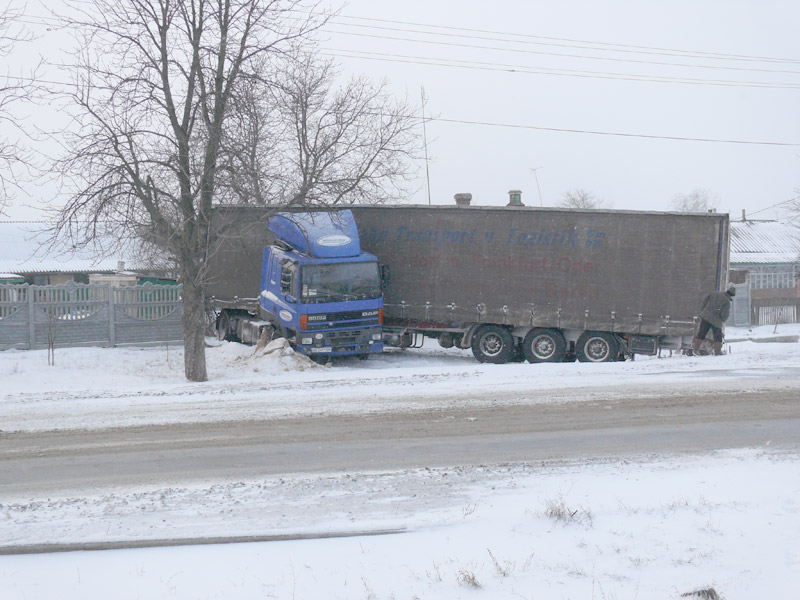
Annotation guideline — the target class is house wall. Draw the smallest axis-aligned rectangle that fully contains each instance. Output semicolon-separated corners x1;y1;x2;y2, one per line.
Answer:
731;263;800;326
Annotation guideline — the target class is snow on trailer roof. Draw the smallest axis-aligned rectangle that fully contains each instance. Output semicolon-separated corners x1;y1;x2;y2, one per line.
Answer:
730;220;800;265
0;221;162;275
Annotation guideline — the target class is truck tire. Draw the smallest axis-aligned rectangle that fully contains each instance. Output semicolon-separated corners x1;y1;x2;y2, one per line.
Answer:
216;311;234;342
576;331;619;363
471;324;515;364
522;328;567;363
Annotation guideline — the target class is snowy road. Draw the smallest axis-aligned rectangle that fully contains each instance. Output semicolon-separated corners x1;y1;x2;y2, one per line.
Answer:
3;386;799;497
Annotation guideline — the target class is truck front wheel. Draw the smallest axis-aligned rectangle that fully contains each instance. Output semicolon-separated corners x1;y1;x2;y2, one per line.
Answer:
522;328;567;363
576;331;619;363
471;325;515;364
216;311;234;342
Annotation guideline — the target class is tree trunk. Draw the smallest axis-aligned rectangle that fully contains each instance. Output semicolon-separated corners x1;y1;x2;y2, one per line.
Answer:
181;276;208;382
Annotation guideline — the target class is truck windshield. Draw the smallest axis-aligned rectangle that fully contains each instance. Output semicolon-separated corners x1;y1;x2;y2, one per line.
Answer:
301;261;382;304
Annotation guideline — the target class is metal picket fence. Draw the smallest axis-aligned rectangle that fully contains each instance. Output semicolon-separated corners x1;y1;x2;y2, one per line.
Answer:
0;282;183;350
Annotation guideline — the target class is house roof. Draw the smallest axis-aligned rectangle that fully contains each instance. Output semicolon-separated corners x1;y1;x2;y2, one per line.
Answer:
0;221;163;275
729;220;800;265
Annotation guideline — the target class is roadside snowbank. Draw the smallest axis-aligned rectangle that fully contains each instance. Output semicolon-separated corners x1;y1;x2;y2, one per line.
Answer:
2;324;799;433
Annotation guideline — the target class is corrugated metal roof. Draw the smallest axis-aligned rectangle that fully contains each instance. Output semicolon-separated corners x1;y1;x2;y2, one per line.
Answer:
0;222;162;275
730;220;800;265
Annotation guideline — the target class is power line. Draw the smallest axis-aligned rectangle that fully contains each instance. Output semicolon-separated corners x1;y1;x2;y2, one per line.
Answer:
17;5;800;69
745;195;800;217
5;72;798;146
418;115;800;147
326;30;800;77
321;48;800;90
328;13;800;65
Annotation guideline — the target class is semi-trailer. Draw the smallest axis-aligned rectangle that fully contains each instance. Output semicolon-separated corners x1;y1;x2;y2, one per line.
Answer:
351;204;729;363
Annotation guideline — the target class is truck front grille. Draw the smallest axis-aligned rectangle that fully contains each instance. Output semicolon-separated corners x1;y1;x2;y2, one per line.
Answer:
304;309;381;330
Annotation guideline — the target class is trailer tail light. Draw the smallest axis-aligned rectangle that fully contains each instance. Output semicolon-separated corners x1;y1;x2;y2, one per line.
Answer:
379;308;383;324
300;314;308;330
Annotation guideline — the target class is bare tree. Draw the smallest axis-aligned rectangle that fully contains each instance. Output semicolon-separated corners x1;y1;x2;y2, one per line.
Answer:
56;1;419;382
274;53;419;204
777;188;800;225
559;188;611;209
219;52;419;206
56;0;326;382
0;2;37;212
670;188;718;212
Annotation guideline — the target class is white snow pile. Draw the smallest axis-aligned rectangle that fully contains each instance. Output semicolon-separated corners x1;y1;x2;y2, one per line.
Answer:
216;336;326;372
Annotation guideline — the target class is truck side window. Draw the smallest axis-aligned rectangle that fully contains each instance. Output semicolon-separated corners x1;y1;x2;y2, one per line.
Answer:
280;262;297;295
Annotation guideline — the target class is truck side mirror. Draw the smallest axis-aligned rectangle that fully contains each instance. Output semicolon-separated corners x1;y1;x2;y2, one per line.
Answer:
280;261;297;295
380;264;390;286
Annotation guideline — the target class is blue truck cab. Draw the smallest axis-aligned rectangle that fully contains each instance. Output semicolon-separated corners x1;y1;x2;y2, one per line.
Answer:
258;210;383;357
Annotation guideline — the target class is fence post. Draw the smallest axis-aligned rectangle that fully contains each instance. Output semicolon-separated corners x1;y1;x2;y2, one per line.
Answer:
108;285;116;347
27;286;35;350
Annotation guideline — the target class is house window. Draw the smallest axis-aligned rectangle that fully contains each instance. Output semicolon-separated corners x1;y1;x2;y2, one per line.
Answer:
748;266;798;289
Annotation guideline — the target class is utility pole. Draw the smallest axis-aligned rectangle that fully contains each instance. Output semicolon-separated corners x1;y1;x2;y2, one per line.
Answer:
529;166;544;206
421;87;432;205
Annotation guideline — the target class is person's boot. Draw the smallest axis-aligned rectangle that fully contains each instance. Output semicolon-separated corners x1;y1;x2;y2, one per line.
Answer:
712;341;723;356
691;338;702;356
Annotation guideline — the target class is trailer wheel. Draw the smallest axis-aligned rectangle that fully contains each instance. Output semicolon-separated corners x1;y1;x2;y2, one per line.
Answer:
576;331;619;363
471;325;515;364
522;328;567;363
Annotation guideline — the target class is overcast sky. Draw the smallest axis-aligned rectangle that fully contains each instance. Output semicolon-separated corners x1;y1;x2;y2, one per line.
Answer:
3;0;799;221
324;0;800;219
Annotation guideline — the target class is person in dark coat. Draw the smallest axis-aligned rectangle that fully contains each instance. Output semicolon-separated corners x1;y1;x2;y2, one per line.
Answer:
692;285;736;355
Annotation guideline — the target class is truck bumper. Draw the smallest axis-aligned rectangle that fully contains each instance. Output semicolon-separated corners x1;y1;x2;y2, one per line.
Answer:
296;327;383;356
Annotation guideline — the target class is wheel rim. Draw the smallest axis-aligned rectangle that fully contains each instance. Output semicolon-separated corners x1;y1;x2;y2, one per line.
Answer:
479;332;505;357
584;336;610;361
531;335;555;360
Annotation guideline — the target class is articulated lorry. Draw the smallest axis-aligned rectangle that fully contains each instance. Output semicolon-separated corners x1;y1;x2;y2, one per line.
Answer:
207;207;383;358
350;204;729;364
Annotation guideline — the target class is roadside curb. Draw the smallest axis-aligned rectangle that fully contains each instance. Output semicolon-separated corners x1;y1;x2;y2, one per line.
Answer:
0;528;406;556
727;335;799;344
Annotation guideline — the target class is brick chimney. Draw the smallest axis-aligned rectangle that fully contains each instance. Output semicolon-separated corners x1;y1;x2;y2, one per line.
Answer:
454;193;472;206
507;189;524;206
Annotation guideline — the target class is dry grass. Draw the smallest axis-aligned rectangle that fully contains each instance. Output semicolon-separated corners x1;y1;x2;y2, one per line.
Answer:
455;565;482;589
544;496;594;527
681;588;722;600
487;548;513;577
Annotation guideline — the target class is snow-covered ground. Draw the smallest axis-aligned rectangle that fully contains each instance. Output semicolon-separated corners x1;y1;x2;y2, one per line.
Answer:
2;325;799;599
3;324;800;434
